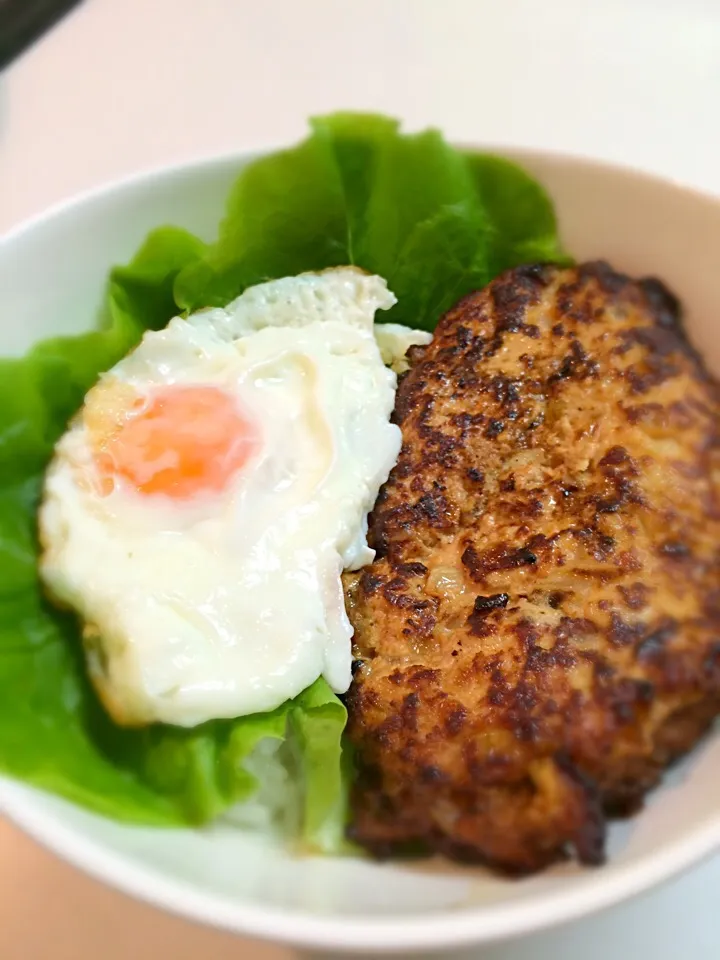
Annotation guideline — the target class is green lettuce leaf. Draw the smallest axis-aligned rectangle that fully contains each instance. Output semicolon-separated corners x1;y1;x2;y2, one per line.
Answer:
315;115;493;329
175;113;566;331
0;112;566;844
174;113;494;329
463;152;570;275
173;129;354;311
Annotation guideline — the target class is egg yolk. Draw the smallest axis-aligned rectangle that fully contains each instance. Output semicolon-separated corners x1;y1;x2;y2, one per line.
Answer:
96;385;258;498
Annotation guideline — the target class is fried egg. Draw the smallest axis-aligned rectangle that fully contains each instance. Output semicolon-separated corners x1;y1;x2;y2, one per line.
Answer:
39;268;419;727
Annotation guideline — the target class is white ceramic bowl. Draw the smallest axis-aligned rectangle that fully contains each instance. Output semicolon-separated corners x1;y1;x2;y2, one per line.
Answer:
1;148;720;955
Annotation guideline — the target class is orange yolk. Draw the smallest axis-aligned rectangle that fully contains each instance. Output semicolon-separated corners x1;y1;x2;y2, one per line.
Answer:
96;385;259;498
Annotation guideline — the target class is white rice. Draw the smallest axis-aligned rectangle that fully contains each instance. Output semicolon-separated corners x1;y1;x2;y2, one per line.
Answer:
222;735;302;840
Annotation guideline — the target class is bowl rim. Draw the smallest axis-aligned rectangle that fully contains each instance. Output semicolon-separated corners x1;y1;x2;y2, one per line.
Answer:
3;137;719;246
3;774;720;953
2;143;720;953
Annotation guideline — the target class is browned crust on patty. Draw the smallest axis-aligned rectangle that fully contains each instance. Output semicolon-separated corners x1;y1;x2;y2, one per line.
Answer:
343;261;720;875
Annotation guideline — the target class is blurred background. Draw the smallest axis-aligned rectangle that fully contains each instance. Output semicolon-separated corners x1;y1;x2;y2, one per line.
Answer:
3;0;720;235
1;1;720;957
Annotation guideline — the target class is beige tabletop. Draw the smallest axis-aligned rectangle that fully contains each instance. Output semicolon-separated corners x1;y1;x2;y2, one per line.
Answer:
0;820;291;960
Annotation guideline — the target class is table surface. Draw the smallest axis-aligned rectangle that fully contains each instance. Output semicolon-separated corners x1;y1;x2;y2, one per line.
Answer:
2;1;720;957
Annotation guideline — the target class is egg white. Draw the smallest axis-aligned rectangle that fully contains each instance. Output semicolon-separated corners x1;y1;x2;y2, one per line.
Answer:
39;268;419;728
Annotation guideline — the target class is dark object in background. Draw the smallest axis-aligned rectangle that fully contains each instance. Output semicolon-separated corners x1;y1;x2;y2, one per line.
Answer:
0;0;84;71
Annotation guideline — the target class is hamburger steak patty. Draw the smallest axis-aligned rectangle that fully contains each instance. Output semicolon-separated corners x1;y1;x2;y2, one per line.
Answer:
343;261;720;874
